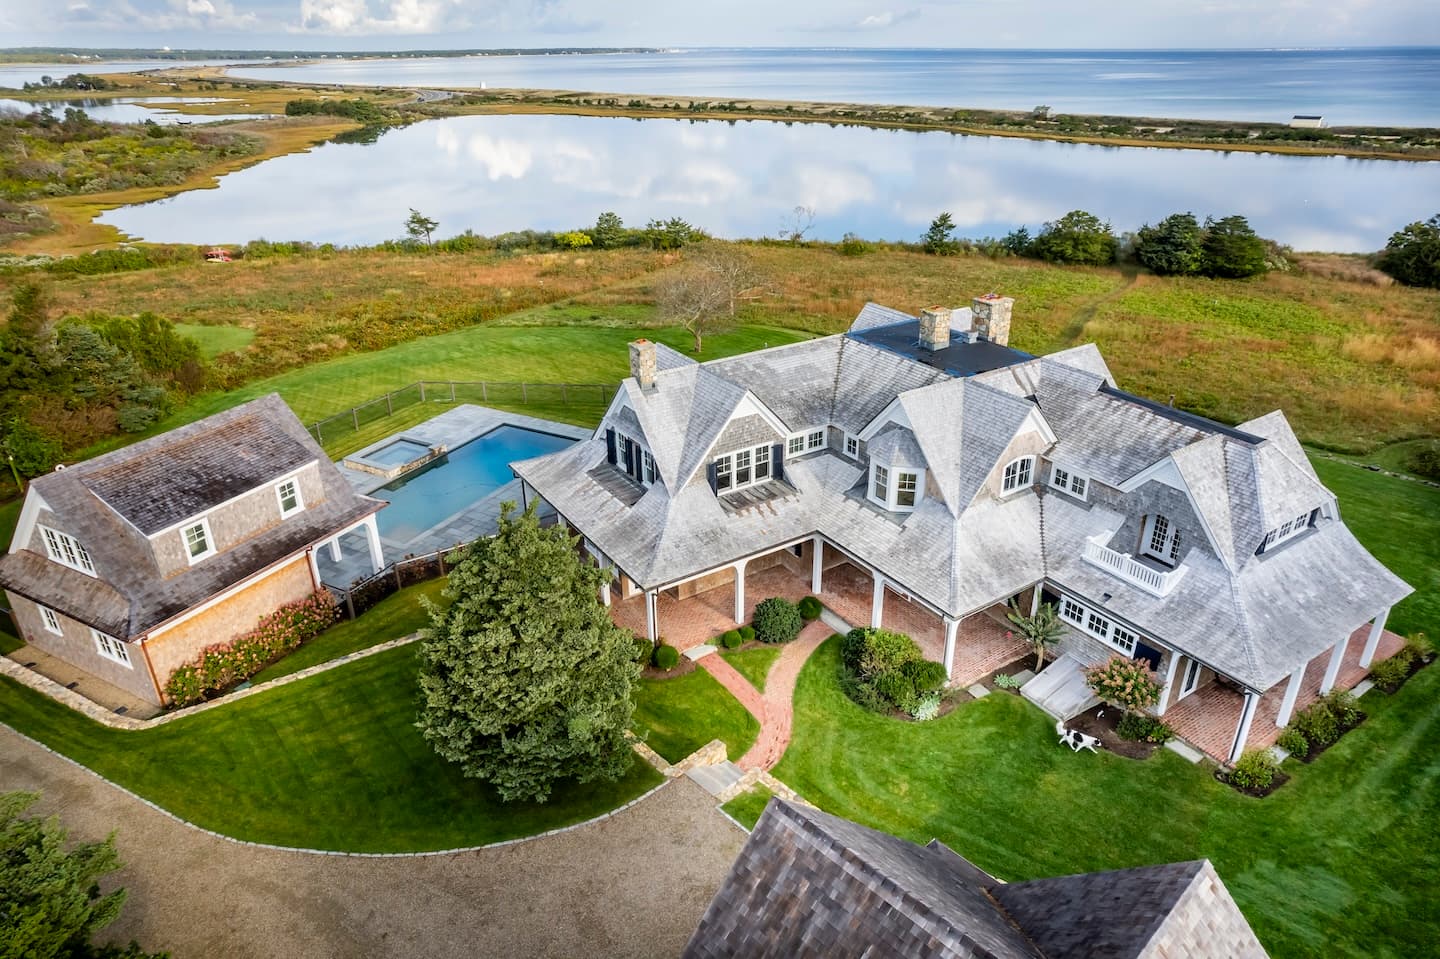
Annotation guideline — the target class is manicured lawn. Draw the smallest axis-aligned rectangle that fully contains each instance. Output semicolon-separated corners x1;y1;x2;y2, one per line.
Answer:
174;322;256;358
0;645;661;851
632;669;760;764
721;783;774;831
251;578;450;684
720;645;783;692
774;639;1440;957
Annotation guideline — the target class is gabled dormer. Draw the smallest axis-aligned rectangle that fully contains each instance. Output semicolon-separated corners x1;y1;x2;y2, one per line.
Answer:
864;425;927;513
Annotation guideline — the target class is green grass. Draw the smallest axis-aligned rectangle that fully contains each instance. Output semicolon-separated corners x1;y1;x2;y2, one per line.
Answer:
631;668;760;764
722;783;775;831
251;578;450;684
774;638;1440;958
174;322;256;358
0;629;21;655
0;645;661;851
0;499;21;548
720;645;783;692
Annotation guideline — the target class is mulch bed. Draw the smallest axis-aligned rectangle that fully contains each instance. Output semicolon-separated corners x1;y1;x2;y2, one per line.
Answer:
1215;768;1291;798
641;656;698;679
985;655;1034;695
1067;704;1160;760
1373;654;1432;694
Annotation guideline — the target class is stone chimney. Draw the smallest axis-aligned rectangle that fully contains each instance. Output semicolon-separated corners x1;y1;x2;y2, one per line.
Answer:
629;339;657;390
918;307;951;352
972;294;1015;347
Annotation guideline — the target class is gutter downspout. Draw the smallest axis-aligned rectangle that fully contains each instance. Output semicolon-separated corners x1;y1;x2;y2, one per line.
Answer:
137;636;165;707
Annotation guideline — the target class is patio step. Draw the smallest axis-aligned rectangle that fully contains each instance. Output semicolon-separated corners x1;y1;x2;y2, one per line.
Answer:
683;644;718;661
1021;653;1100;720
820;608;855;634
686;761;747;798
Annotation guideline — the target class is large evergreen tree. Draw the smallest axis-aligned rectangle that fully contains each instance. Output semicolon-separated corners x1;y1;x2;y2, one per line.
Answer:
0;791;168;959
1376;214;1440;288
415;502;640;802
1134;212;1204;276
1030;210;1116;265
1200;214;1270;279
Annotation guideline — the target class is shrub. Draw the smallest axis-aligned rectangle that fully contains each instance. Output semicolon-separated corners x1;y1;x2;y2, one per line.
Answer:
1276;727;1309;757
1228;749;1279;790
837;232;871;256
1084;655;1163;713
1321;689;1361;727
1292;701;1339;747
651;644;680;671
1117;713;1174;743
798;596;822;621
720;629;743;649
1369;653;1411;689
900;658;947;695
845;628;920;677
909;693;942;722
1404;632;1433;662
752;597;803;644
739;625;756;642
993;673;1023;690
632;636;654;664
872;670;919;711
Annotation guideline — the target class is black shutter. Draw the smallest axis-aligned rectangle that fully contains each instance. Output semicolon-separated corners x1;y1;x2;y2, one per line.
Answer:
623;439;634;476
1135;642;1162;671
706;462;718;494
772;443;785;482
605;429;617;465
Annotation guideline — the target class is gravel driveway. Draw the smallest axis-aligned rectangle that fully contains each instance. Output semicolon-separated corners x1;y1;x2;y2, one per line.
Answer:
0;726;745;958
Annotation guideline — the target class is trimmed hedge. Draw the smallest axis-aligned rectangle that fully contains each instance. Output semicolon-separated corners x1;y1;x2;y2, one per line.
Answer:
739;625;756;642
164;592;337;706
753;597;803;644
1228;749;1279;790
652;644;680;671
720;630;743;649
798;596;822;621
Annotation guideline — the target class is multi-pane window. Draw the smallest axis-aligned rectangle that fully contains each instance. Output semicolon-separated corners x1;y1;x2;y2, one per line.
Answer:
39;605;62;635
1110;626;1139;655
1086;610;1109;640
1060;594;1149;658
1001;456;1034;493
1261;510;1315;551
712;444;772;493
845;435;859;458
276;478;303;516
183;521;213;562
1049;466;1089;500
869;464;922;511
872;464;889;501
788;428;827;456
896;471;918;508
643;450;657;485
1143;514;1182;564
1061;598;1085;625
806;429;825;450
91;629;131;668
787;435;805;456
40;526;95;576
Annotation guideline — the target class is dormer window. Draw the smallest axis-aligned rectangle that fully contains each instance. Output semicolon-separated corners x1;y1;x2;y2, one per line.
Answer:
713;443;772;493
1260;509;1316;553
1001;456;1034;494
868;462;923;512
1049;465;1088;500
276;477;304;517
39;526;95;576
183;520;215;564
844;434;860;458
787;428;826;457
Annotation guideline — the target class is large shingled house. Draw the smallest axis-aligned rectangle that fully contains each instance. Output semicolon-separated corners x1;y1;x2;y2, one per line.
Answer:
0;394;385;707
684;798;1267;958
513;296;1410;762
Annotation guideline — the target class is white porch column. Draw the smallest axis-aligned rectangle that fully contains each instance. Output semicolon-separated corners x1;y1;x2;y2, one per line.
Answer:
942;617;960;681
644;590;658;643
1275;667;1306;728
600;583;611;607
1029;584;1041;616
1320;635;1348;695
811;535;824;594
1360;607;1391;668
733;559;748;623
306;547;321;587
1156;653;1182;717
362;515;384;573
327;536;342;563
1227;690;1260;764
870;573;885;629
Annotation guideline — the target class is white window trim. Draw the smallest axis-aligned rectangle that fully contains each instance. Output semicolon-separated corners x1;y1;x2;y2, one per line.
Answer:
867;462;924;513
91;628;132;669
182;518;216;565
1261;509;1315;551
275;476;305;517
38;525;96;577
1048;464;1089;501
786;427;827;457
39;605;63;636
1180;657;1202;698
1141;514;1182;566
844;433;860;458
642;449;657;486
1001;456;1035;495
1057;593;1149;659
714;443;773;493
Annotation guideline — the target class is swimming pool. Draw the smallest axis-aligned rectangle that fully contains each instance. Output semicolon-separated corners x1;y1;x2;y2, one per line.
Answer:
373;425;575;543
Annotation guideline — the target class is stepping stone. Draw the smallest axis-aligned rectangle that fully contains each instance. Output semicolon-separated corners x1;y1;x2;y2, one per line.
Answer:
1352;679;1375;697
819;609;855;634
1013;669;1036;684
1268;745;1289;763
966;683;990;698
1164;739;1205;764
683;644;717;661
686;761;746;798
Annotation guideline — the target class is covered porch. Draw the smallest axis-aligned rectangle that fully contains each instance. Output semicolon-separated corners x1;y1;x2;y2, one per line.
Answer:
1165;616;1406;763
605;534;1030;687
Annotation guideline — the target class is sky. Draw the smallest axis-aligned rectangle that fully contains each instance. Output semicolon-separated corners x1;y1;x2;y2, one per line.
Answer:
2;1;1436;51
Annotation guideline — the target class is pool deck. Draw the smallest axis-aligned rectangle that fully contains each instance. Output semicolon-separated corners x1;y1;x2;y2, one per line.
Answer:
317;405;590;585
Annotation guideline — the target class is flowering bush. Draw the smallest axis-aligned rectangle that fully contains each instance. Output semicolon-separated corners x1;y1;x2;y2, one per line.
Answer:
1083;655;1162;714
163;592;337;707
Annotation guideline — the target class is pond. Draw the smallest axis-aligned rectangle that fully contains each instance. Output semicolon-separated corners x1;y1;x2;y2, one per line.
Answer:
0;97;273;125
97;112;1439;252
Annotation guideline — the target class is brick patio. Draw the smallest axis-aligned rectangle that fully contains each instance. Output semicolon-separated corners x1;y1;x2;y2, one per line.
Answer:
1165;622;1406;762
610;551;1029;687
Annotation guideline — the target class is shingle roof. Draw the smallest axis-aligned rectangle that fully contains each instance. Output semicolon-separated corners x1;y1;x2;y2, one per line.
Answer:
685;800;1266;959
0;394;382;638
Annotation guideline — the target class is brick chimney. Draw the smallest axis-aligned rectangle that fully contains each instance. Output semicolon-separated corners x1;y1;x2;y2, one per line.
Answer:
971;294;1014;347
918;307;951;352
629;339;657;390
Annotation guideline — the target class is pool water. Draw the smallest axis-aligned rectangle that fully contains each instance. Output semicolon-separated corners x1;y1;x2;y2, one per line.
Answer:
374;425;574;543
369;438;431;468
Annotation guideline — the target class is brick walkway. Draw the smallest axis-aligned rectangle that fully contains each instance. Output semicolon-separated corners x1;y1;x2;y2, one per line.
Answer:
1166;623;1406;761
697;621;831;772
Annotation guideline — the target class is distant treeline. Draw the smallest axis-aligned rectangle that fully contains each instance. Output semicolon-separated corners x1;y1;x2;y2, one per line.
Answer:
285;98;388;124
0;47;663;63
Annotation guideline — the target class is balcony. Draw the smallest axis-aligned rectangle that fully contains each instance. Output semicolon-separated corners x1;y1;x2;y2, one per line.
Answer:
1081;533;1188;598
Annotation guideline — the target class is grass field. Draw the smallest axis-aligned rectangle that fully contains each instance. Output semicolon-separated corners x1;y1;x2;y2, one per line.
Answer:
721;783;774;831
175;321;256;358
631;669;761;764
0;645;662;851
720;645;783;692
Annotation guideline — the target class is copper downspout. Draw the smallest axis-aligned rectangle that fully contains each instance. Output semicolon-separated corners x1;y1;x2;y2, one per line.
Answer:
137;636;164;706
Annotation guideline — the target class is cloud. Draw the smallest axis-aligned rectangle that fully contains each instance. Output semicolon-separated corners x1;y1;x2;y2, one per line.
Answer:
50;0;259;32
855;8;920;29
296;0;467;35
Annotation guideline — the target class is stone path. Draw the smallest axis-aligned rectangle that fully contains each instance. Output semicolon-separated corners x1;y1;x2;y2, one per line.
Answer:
697;621;831;772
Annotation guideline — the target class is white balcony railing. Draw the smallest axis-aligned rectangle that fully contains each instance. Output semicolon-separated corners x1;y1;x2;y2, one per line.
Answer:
1081;534;1187;598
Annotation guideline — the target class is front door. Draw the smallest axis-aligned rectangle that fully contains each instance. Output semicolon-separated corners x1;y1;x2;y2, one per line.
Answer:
1180;657;1201;698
